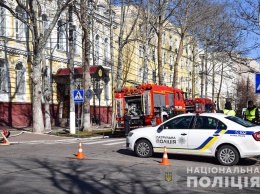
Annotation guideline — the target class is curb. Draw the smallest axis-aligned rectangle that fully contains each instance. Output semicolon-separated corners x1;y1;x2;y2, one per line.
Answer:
9;135;110;144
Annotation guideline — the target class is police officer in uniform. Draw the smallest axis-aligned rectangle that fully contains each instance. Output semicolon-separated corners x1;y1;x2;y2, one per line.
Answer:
245;100;259;124
124;108;131;136
223;101;236;116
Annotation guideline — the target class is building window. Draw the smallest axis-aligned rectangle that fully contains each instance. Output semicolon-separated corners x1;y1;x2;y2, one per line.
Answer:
139;45;144;58
152;70;156;83
175;38;178;51
73;25;80;54
15;6;27;41
186;60;189;69
104;82;110;102
16;62;25;94
180;58;183;69
170;74;173;85
170;55;173;68
163;72;167;85
0;59;8;92
95;35;100;63
164;52;167;64
57;20;66;50
42;14;50;48
180;76;183;90
104;38;109;66
169;36;172;47
152;48;156;62
186;77;190;91
139;67;144;81
163;32;166;44
138;23;143;33
0;7;6;36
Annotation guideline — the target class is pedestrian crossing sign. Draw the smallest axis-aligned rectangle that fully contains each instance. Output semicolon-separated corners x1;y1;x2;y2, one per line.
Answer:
74;90;84;102
256;74;260;94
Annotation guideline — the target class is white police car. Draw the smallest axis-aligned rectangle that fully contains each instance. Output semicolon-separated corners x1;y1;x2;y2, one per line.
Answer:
126;113;260;166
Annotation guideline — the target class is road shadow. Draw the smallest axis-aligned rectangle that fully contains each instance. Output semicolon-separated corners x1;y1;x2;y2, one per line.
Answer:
117;149;258;166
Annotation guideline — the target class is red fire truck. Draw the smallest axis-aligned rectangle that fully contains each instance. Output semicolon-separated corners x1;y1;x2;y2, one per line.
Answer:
114;84;186;130
184;97;215;113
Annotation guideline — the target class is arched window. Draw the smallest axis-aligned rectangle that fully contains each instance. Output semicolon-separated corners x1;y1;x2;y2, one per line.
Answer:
73;25;79;54
57;20;65;51
42;14;50;47
15;6;27;41
104;38;109;66
95;35;100;64
0;7;6;36
0;59;8;92
16;62;25;93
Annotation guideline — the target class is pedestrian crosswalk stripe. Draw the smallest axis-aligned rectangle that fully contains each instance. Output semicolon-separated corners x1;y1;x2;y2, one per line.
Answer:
10;138;126;145
82;139;124;145
103;141;126;145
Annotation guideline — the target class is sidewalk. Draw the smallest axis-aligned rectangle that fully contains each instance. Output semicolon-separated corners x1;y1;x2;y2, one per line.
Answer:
1;124;113;144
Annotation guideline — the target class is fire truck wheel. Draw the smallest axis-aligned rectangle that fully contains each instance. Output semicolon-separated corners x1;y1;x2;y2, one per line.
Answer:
134;139;153;158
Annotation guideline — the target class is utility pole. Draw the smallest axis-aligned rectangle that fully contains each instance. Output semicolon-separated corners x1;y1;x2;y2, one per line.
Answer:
69;4;75;134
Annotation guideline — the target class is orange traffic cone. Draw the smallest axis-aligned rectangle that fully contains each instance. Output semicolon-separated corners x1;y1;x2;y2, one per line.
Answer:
160;146;171;165
75;141;86;159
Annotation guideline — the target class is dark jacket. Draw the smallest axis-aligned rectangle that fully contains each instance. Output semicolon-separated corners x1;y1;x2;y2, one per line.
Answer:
124;112;131;132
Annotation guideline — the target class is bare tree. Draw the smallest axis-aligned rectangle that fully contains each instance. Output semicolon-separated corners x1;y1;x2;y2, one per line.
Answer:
0;0;75;133
113;0;142;88
73;0;92;131
169;0;226;88
233;0;260;61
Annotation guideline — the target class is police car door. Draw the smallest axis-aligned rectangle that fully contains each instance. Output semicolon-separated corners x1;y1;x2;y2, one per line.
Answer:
188;115;224;154
155;115;193;152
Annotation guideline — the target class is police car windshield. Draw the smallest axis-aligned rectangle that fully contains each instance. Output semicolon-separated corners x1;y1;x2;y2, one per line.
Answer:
225;116;256;127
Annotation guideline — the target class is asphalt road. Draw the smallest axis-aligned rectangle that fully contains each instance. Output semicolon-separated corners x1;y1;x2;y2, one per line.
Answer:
1;136;260;194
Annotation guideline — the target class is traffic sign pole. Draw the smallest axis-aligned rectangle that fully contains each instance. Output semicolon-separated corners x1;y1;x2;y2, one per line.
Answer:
73;90;84;136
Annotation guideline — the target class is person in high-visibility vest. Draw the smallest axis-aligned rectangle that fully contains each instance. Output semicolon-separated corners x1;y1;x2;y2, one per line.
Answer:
245;100;259;124
223;101;236;116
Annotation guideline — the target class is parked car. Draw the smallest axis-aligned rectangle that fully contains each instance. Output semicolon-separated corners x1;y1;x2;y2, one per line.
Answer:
126;113;260;166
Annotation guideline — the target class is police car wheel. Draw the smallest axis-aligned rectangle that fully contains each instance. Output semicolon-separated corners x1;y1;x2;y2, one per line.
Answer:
135;139;153;158
217;145;239;166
